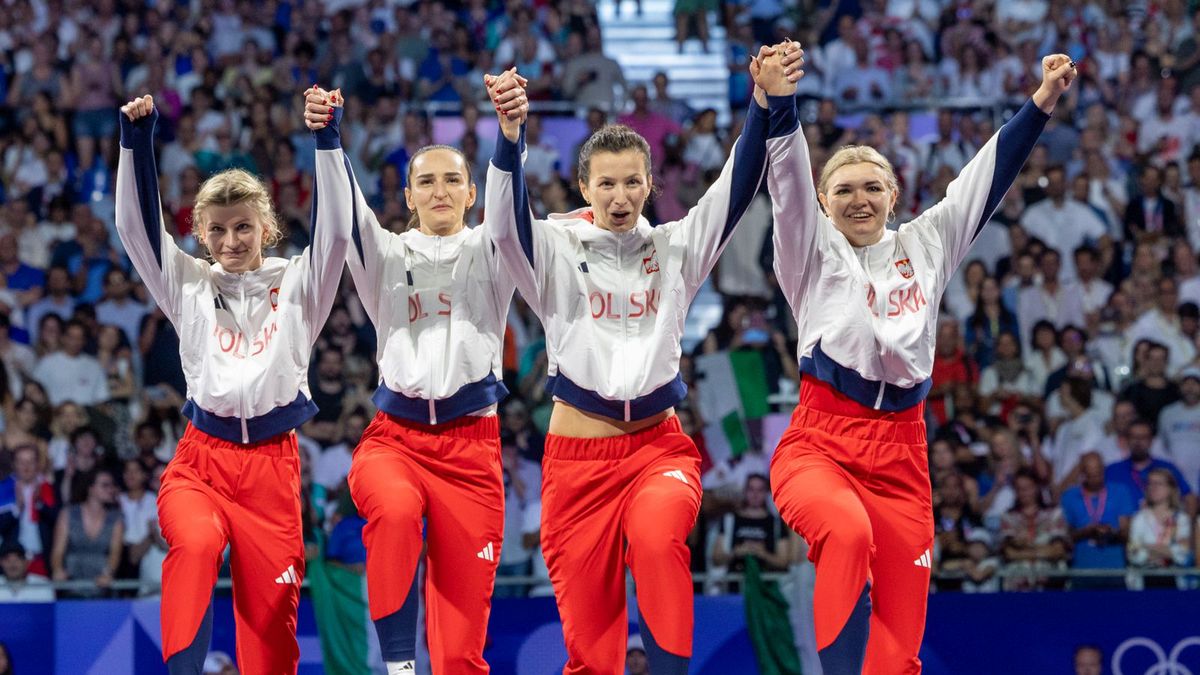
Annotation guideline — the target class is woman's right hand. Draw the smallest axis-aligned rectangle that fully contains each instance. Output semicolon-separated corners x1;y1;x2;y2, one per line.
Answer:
120;94;154;121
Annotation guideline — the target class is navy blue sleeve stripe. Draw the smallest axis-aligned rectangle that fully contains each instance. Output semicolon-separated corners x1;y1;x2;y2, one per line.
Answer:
721;102;771;245
340;154;365;264
120;112;164;269
766;94;799;139
313;107;343;150
974;99;1050;240
492;125;534;265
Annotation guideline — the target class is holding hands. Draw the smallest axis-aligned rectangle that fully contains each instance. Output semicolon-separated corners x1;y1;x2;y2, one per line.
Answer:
302;85;343;131
484;68;530;143
751;39;804;106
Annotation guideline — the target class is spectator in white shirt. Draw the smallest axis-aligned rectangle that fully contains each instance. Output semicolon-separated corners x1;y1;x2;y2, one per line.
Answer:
95;268;148;348
1019;166;1107;281
1061;246;1112;327
1128;277;1196;375
977;331;1039;415
23;266;75;345
30;320;109;407
1018;249;1085;353
119;459;164;594
1157;367;1200;493
496;432;542;597
0;541;54;602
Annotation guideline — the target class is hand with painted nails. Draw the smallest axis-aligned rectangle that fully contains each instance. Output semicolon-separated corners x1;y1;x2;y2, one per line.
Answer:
484;67;529;143
302;85;343;131
750;42;795;107
121;94;155;121
1032;54;1076;114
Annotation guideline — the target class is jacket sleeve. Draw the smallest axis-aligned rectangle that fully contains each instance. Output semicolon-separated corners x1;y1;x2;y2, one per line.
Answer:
907;99;1050;281
485;125;559;317
115;108;204;328
336;132;396;328
764;95;823;308
662;98;790;303
295;108;355;346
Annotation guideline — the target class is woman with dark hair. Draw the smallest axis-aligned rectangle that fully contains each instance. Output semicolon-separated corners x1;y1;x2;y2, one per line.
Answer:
485;45;800;673
303;85;517;672
999;468;1069;590
49;468;123;597
964;276;1019;369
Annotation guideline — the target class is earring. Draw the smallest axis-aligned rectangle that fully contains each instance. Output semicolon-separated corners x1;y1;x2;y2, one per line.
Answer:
887;211;897;224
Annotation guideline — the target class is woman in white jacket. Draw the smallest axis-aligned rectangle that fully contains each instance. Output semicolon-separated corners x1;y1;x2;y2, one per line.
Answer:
301;85;517;674
484;47;802;674
115;92;352;674
765;54;1076;674
1127;468;1192;590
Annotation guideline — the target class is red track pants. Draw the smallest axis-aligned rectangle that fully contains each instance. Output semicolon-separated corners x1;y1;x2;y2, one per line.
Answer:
770;377;933;675
158;424;303;674
541;416;702;674
347;412;504;674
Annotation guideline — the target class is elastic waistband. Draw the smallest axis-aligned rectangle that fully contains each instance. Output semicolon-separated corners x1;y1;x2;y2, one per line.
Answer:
371;409;500;441
546;372;686;422
373;373;508;426
182;393;317;444
545;415;683;461
799;376;924;422
793;378;926;446
181;423;298;457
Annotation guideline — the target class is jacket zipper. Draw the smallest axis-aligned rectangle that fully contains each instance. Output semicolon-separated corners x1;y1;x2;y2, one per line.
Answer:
428;238;442;425
618;237;631;421
239;281;250;443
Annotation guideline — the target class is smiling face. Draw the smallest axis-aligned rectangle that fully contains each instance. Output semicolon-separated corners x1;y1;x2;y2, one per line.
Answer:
819;161;898;247
579;149;652;233
405;147;475;236
202;202;265;273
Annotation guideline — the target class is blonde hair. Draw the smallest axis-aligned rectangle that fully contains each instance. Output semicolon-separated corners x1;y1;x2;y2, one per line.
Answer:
817;145;900;199
191;169;283;251
1146;467;1182;511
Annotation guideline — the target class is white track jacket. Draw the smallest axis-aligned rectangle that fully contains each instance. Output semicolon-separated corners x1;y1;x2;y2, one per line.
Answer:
115;108;352;443
768;99;1050;411
486;97;799;421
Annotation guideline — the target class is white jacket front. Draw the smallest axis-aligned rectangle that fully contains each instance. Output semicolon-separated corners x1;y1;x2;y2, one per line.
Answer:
115;109;352;443
340;167;515;425
486;98;797;421
768;99;1050;410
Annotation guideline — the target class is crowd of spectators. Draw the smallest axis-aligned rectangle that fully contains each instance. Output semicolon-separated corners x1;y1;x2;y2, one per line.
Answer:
2;0;1200;606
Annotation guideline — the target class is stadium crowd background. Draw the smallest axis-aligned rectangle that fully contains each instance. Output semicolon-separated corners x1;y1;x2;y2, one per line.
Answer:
0;0;1198;655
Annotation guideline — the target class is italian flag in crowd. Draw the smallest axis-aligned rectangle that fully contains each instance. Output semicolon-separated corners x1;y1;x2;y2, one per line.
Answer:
308;549;383;674
695;350;772;465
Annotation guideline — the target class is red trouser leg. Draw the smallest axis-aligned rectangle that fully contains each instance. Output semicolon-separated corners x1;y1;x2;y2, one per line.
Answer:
859;439;933;675
542;418;701;675
541;457;627;674
423;426;504;674
225;440;304;675
158;426;303;674
158;461;229;663
348;413;503;674
770;378;931;675
349;428;426;623
770;446;873;654
621;435;701;659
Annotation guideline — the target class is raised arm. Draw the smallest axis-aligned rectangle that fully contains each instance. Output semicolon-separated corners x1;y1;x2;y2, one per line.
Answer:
115;95;202;327
764;43;823;306
669;42;803;301
484;69;557;312
297;88;354;345
302;87;390;326
912;55;1074;280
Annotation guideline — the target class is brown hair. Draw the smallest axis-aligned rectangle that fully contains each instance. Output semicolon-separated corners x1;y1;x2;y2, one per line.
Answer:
192;169;283;252
576;124;652;186
405;144;473;231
